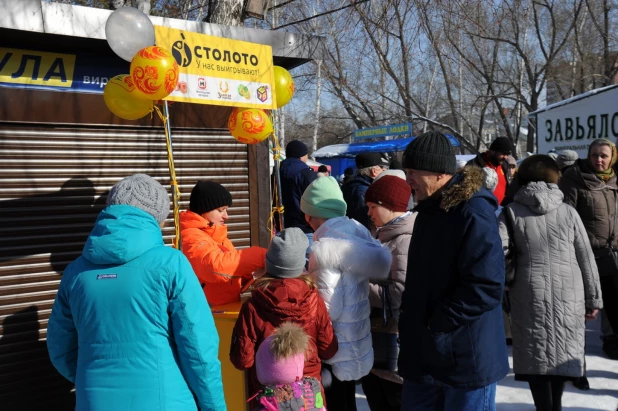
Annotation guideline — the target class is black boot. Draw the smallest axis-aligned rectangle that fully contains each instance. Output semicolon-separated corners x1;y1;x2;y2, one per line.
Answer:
602;335;618;360
572;376;590;390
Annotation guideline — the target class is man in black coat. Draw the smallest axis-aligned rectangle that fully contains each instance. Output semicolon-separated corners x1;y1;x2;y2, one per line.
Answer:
341;152;389;229
399;131;508;410
275;140;317;238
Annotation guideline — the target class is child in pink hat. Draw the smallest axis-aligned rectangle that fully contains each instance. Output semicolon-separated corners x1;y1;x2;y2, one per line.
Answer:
252;323;326;411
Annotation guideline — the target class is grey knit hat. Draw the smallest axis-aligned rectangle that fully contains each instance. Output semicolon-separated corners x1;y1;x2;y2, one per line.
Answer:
556;150;578;169
402;131;456;174
482;167;499;192
373;169;406;182
106;174;170;223
266;228;309;279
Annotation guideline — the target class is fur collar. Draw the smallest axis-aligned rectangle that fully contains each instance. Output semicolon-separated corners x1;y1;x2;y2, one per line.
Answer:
310;217;391;281
439;166;484;212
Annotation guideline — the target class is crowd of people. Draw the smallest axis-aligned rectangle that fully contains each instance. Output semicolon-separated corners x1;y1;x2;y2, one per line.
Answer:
44;132;618;411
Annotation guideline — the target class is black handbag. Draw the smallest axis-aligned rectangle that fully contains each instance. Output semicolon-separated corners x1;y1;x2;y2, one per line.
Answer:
371;283;399;371
593;196;618;277
503;205;517;287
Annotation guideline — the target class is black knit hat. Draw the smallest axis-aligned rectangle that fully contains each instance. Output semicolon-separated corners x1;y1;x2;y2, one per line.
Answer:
285;140;308;158
402;131;456;174
389;157;402;170
189;181;233;215
355;152;389;169
489;137;513;155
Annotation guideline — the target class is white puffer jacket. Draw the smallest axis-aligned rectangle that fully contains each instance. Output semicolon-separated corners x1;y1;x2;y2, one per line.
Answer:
308;217;392;381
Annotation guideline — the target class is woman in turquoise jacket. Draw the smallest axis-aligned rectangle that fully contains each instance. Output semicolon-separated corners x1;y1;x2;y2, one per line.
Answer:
47;174;227;411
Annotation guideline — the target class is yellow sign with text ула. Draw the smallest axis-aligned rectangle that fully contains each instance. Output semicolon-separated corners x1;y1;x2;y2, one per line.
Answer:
155;26;275;109
0;47;76;88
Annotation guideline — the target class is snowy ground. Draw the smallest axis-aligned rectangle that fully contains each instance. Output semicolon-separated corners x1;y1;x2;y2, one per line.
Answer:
356;318;618;410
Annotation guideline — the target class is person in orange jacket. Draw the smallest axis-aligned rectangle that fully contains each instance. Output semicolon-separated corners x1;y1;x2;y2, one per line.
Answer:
180;181;267;306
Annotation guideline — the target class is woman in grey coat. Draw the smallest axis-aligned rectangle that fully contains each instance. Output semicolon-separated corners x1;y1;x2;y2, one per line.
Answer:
499;155;603;411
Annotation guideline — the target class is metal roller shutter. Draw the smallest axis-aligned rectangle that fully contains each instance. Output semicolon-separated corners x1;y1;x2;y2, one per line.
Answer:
0;123;250;407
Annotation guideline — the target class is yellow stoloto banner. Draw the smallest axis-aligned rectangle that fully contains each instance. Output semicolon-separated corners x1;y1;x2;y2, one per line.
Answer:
155;26;276;109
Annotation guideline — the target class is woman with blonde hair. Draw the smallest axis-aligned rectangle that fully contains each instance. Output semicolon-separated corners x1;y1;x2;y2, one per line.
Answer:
230;228;338;406
560;139;618;342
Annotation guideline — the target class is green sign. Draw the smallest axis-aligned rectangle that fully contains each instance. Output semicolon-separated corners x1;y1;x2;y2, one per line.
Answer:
354;122;412;141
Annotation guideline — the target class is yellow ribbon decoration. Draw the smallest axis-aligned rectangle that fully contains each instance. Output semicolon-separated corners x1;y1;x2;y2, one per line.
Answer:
154;105;181;249
268;112;284;239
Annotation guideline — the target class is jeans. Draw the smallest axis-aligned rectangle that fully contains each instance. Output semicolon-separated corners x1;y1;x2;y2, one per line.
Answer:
401;379;497;411
305;232;313;268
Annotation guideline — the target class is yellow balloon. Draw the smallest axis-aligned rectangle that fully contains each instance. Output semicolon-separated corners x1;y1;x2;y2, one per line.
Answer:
273;66;294;108
103;74;153;120
130;46;179;101
228;108;273;144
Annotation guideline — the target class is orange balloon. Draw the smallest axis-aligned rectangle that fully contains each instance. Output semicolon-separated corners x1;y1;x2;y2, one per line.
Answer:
130;46;179;101
228;108;273;144
103;74;153;120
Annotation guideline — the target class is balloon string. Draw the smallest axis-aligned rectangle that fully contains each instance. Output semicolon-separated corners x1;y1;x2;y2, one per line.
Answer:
154;105;181;249
267;112;284;239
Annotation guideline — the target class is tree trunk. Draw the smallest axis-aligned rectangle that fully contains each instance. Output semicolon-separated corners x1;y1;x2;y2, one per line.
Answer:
312;60;323;155
527;95;538;153
603;0;611;85
208;0;244;26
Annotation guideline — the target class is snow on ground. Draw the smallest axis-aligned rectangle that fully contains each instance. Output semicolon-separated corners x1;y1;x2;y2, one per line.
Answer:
356;317;618;410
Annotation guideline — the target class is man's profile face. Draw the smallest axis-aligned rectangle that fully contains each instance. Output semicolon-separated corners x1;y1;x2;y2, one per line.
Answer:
404;169;445;201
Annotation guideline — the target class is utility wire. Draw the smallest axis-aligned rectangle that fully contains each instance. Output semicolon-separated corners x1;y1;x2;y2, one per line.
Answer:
267;0;297;12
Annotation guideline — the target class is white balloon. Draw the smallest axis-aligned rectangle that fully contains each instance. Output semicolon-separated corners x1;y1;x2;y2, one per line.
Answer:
105;7;155;62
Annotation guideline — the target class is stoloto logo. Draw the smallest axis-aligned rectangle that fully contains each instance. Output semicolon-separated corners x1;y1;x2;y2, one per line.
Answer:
172;33;192;68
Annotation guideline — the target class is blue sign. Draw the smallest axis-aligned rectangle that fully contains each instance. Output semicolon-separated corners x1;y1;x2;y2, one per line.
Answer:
354;122;412;141
0;46;129;94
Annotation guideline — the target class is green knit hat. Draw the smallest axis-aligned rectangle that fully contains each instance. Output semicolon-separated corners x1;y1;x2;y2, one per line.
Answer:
300;176;347;219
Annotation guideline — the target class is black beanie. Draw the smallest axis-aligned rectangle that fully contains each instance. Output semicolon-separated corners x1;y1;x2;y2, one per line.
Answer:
389;157;402;170
489;137;513;155
355;152;389;169
189;181;233;215
285;140;308;158
402;131;456;174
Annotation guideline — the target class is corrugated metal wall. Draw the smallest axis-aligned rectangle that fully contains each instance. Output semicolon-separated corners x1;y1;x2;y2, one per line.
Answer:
0;123;250;408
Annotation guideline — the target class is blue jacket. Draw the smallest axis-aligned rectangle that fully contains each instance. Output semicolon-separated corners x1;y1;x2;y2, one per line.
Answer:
47;205;227;411
341;174;373;228
398;167;508;388
277;157;317;233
